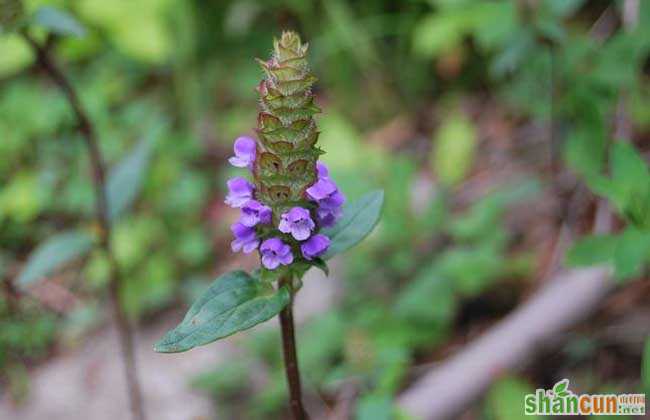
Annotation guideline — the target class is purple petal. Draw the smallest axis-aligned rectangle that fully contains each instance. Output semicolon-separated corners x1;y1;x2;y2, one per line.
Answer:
316;161;329;179
306;179;337;201
260;237;293;270
262;255;280;270
292;224;312;241
230;222;259;254
229;136;256;168
278;218;292;234
316;208;339;228
301;234;330;260
261;237;284;253
225;177;254;208
279;250;294;265
240;200;272;227
320;190;346;210
242;239;260;254
228;156;250;167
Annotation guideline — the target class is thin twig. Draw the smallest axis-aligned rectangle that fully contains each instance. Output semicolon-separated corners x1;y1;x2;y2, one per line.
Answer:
22;31;146;420
279;276;309;420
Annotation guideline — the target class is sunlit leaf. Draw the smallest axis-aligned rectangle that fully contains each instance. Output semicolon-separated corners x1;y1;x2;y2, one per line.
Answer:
33;6;86;37
432;113;477;187
17;230;94;288
321;190;384;260
154;271;290;353
106;133;156;221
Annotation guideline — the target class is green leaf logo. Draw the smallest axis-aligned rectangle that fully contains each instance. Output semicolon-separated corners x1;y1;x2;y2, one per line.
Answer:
552;379;570;398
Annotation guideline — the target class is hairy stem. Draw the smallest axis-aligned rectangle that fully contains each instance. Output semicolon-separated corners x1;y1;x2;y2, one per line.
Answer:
279;277;308;420
22;31;146;420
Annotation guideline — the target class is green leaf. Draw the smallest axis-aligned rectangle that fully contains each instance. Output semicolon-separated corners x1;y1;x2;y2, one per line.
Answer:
431;113;477;187
17;230;94;288
613;227;650;280
33;6;86;37
321;190;384;260
154;271;290;353
552;379;570;397
106;133;156;221
566;234;618;267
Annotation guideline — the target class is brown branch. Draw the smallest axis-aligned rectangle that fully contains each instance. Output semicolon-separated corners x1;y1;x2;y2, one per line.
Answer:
397;266;612;419
22;31;146;420
279;276;309;420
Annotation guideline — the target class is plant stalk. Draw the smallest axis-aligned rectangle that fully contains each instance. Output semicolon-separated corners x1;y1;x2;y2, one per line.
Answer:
279;277;308;420
22;31;146;420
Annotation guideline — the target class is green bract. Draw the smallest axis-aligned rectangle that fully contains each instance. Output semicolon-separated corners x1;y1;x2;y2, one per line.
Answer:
254;31;322;219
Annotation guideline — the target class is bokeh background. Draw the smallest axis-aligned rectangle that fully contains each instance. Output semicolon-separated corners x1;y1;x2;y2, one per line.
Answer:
1;0;650;419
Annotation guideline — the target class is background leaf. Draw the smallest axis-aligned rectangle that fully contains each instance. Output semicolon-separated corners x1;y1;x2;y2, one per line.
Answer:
566;234;618;267
33;6;86;37
106;133;156;221
154;271;290;353
321;190;384;260
432;113;477;187
17;230;94;288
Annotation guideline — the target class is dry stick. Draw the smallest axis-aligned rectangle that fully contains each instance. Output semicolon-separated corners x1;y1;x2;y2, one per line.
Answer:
397;266;612;419
279;276;309;420
22;32;146;420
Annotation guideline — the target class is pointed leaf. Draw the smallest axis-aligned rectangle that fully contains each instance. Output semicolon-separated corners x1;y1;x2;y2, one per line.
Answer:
321;190;384;260
17;230;94;288
33;6;86;37
106;133;156;221
154;271;290;353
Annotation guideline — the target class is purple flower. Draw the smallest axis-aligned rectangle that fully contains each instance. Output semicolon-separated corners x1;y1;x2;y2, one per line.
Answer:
316;161;329;179
301;234;330;260
306;178;345;209
306;178;346;227
230;223;259;254
278;207;315;241
239;200;272;227
260;238;294;270
228;136;256;169
225;177;254;208
316;207;342;228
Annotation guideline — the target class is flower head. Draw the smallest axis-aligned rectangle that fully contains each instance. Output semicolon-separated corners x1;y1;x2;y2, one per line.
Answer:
260;238;294;270
230;223;259;254
228;136;256;169
225;177;254;208
278;207;315;240
240;200;272;227
301;234;330;260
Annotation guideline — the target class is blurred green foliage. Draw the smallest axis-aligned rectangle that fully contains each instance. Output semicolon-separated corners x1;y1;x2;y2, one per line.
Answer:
1;0;649;417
